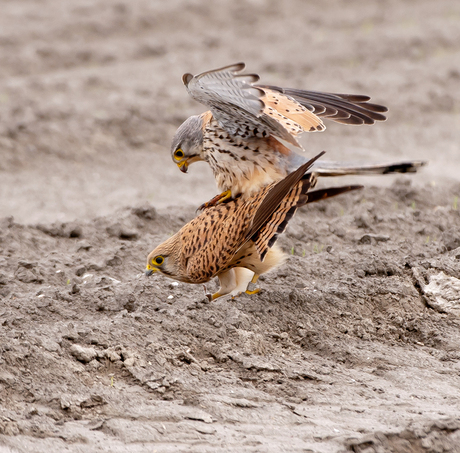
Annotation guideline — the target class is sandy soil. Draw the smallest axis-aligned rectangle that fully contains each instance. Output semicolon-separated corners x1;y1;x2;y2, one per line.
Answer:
1;1;460;452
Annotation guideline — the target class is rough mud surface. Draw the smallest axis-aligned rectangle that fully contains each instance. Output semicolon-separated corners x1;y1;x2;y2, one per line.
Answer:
1;1;460;452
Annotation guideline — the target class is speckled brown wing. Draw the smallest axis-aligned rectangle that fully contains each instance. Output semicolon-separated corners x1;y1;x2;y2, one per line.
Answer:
179;153;320;281
182;152;327;280
244;152;325;244
148;152;362;285
252;181;306;261
178;199;250;283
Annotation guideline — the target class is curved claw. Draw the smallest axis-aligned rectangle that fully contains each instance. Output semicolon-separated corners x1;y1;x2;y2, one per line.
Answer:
245;287;260;296
197;190;233;212
203;285;212;302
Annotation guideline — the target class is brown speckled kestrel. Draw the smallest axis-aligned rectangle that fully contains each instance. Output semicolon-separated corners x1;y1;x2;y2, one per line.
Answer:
145;152;362;300
170;63;425;205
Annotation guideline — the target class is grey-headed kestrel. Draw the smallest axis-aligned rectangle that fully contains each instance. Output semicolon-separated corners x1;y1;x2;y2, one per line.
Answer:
146;151;362;300
171;63;425;206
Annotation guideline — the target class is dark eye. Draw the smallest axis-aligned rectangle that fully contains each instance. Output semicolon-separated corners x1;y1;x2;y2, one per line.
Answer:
174;148;184;159
154;256;164;265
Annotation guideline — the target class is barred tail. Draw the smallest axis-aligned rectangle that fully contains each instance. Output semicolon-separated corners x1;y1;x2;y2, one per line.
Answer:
312;160;427;176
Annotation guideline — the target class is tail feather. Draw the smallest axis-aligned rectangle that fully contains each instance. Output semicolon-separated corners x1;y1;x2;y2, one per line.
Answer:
287;153;427;176
297;184;363;207
312;160;427;176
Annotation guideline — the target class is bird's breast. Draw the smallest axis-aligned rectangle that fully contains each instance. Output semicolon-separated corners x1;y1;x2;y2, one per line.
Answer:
202;123;290;197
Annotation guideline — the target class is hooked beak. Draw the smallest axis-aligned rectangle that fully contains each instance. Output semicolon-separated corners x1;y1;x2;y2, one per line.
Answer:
145;265;157;277
175;155;202;173
177;161;188;173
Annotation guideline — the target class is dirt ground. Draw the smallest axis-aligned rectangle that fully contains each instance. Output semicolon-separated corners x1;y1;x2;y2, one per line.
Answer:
1;1;460;452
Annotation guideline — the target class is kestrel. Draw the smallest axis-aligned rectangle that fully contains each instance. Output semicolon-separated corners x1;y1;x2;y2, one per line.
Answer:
170;63;425;205
145;152;362;300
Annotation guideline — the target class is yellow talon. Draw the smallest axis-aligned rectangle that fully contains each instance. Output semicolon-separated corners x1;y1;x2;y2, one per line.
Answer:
245;273;260;295
216;190;232;204
198;190;233;211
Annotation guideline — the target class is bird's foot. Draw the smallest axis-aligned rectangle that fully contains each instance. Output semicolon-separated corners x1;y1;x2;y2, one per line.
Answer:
230;288;260;298
245;282;260;295
209;292;223;301
230;284;260;299
197;190;232;212
245;274;260;295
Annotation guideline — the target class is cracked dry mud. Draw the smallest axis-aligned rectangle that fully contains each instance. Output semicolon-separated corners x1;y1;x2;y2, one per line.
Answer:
1;0;460;452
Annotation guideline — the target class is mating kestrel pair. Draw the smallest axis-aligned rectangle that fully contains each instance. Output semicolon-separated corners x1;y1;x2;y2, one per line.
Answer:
146;152;362;300
146;63;425;299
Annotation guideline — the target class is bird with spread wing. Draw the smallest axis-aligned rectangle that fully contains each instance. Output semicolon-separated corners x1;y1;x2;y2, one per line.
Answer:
146;151;362;300
170;63;425;207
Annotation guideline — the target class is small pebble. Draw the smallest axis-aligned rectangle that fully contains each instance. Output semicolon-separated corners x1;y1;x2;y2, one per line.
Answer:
70;344;97;363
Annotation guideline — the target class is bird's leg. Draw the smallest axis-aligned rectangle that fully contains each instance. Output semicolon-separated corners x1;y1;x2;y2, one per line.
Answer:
212;268;256;300
229;268;255;299
210;269;237;301
245;273;260;295
197;190;232;212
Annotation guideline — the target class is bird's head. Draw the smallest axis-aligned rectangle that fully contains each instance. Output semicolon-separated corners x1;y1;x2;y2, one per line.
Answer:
170;114;206;173
145;234;185;281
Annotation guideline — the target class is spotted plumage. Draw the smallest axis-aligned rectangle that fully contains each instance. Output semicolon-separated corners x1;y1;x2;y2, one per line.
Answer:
146;152;362;299
171;63;425;201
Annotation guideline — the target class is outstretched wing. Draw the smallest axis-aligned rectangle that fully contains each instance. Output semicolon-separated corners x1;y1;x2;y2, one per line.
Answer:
259;85;388;125
183;63;308;147
183;63;388;149
183;63;264;118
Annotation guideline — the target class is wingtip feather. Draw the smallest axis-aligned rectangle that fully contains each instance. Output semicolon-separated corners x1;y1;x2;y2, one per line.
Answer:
182;73;193;86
